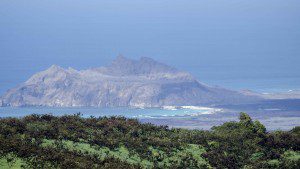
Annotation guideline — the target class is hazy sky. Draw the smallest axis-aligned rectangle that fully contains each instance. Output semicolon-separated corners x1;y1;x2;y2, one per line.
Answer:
0;0;300;94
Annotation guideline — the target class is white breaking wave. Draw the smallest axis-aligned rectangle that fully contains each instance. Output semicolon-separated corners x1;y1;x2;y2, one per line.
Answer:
162;106;178;110
181;106;223;116
181;106;213;111
158;105;223;117
133;115;154;118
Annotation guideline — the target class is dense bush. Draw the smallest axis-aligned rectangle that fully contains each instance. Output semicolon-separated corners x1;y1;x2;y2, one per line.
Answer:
0;113;299;168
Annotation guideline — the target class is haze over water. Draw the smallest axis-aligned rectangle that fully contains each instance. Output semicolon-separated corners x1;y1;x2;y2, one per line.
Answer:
1;0;300;95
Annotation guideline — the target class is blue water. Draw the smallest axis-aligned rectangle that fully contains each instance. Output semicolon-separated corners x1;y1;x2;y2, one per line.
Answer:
0;107;205;118
1;107;299;131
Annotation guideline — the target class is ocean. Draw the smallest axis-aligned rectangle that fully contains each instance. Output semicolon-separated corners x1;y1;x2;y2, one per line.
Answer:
0;106;299;131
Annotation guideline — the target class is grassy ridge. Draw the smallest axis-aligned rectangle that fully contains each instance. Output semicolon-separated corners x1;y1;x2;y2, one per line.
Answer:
0;113;299;168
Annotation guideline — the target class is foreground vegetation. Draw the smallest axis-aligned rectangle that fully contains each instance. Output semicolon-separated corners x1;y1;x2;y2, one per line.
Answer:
0;113;299;169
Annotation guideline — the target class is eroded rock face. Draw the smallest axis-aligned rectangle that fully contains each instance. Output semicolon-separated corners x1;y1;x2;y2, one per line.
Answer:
0;56;262;107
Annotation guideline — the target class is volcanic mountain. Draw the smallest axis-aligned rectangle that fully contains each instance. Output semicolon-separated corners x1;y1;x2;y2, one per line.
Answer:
0;56;262;107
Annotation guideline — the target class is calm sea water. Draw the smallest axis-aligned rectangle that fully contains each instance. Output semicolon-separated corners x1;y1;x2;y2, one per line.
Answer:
0;107;299;131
